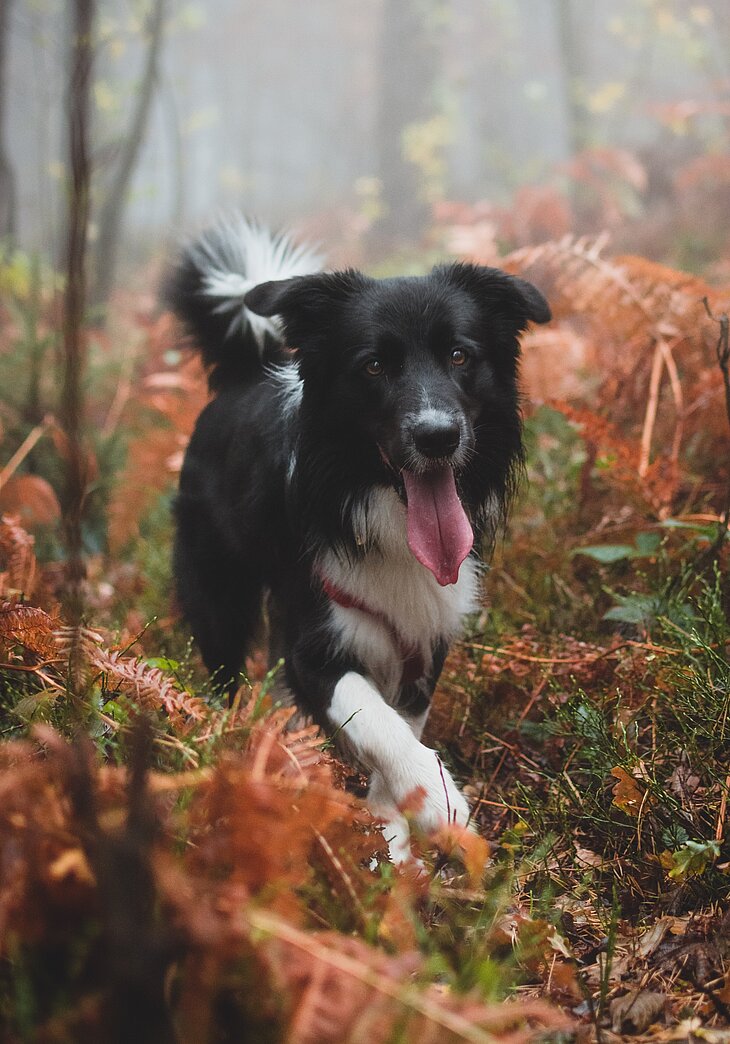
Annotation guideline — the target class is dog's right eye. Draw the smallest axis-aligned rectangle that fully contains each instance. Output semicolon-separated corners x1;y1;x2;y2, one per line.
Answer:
364;359;384;377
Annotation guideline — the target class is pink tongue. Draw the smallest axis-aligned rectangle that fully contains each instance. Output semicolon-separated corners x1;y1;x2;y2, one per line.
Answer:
402;467;473;586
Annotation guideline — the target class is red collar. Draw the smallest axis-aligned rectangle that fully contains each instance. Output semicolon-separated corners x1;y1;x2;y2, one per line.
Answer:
319;574;426;688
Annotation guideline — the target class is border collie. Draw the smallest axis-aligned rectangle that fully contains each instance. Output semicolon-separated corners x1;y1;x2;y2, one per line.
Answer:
165;217;550;860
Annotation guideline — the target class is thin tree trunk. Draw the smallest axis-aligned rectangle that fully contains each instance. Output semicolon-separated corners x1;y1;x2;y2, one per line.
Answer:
61;0;94;637
163;70;185;231
555;0;590;157
90;0;167;314
0;0;16;245
369;0;439;253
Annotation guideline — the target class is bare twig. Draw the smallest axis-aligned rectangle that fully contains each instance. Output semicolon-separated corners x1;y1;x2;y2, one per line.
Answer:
638;337;683;478
313;830;368;930
0;415;53;490
101;349;137;438
466;637;728;665
541;236;685;477
91;0;167;312
715;770;730;844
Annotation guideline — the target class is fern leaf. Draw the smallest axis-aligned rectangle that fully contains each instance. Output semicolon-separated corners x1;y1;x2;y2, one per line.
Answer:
0;602;58;659
0;515;37;599
92;648;208;727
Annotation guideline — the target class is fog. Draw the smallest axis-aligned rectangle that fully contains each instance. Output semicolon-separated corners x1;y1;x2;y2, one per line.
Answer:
3;1;730;286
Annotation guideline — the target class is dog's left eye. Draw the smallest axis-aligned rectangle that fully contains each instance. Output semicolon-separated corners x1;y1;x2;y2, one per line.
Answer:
364;359;384;377
450;348;468;366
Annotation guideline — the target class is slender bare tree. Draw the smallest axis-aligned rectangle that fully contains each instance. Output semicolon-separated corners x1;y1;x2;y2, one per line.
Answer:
90;0;167;314
62;0;94;633
0;0;16;245
555;0;591;158
370;0;440;252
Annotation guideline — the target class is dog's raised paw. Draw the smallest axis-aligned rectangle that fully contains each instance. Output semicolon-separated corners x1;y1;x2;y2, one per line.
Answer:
391;744;471;835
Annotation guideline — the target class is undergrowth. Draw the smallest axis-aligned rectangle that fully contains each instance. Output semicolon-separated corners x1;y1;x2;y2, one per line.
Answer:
1;226;730;1039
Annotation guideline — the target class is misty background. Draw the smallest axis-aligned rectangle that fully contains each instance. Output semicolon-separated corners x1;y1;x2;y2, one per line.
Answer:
3;0;730;305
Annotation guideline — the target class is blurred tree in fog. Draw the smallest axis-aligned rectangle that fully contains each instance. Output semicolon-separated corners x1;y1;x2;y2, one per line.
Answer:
90;0;167;313
0;0;15;244
371;0;440;251
555;0;591;159
4;0;730;290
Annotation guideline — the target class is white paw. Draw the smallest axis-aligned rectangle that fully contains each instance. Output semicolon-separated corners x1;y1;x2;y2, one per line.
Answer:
390;745;471;835
368;770;415;863
380;814;415;864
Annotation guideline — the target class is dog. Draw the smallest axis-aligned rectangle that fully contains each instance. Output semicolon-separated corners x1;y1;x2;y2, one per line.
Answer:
164;216;550;860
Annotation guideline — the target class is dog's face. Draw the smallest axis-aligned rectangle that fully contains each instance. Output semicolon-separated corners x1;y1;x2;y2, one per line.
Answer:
245;264;550;584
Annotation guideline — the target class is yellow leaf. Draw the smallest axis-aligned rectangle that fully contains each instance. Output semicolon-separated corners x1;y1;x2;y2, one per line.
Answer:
93;80;119;114
586;81;627;115
48;848;96;886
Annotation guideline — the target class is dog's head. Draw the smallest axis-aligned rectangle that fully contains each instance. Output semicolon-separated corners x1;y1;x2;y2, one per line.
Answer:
245;263;549;583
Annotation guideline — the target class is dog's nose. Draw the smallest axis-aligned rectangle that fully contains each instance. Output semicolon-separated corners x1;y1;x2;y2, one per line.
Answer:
412;416;461;458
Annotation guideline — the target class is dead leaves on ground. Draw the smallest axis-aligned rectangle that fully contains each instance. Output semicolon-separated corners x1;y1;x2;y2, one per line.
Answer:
0;513;39;601
0;520;570;1040
0;715;567;1043
610;765;652;818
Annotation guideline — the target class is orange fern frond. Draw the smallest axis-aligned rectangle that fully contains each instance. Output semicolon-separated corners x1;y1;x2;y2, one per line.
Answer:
92;648;208;729
507;237;730;499
0;515;37;599
0;602;58;660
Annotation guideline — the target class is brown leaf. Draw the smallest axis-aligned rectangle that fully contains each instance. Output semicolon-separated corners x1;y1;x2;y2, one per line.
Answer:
0;475;61;528
429;822;490;886
610;990;666;1034
0;515;37;596
574;845;606;868
637;917;672;958
0;601;58;659
667;751;701;809
610;766;648;817
549;960;583;1004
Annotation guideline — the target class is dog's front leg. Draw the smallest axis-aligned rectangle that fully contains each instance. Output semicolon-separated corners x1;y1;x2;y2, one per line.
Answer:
328;671;470;858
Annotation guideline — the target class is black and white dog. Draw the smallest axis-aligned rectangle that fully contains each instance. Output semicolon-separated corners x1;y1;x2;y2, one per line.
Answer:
165;217;550;860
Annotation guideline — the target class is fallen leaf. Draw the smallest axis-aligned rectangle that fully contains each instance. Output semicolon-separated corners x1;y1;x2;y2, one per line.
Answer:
575;845;606;868
48;847;96;886
430;821;490;885
637;917;672;957
549;959;583;1003
0;475;61;527
610;989;666;1034
610;766;648;817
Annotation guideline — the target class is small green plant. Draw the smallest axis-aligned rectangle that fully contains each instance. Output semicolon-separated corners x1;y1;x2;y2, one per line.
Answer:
488;565;730;916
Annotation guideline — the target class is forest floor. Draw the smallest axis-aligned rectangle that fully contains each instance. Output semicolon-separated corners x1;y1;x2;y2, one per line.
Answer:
1;235;729;1041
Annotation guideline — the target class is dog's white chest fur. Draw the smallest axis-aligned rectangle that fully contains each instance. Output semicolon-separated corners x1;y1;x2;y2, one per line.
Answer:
318;487;479;698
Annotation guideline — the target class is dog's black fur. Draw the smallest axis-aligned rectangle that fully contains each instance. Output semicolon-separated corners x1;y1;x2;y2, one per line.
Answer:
164;219;549;855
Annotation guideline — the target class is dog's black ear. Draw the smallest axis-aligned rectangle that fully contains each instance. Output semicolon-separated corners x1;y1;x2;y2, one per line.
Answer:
243;276;307;317
244;270;370;347
438;262;551;329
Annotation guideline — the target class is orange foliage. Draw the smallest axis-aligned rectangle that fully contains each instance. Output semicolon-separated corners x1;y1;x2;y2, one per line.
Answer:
559;147;647;229
0;475;61;529
0;712;567;1042
0;602;59;661
107;314;208;552
506;236;730;512
0;514;38;600
433;187;572;260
